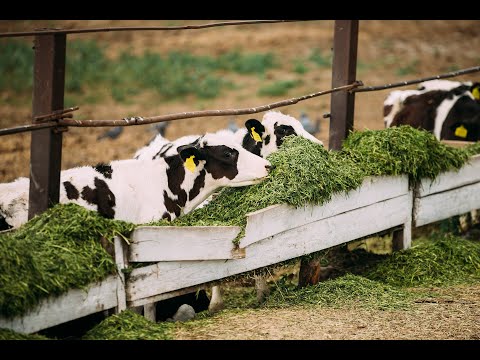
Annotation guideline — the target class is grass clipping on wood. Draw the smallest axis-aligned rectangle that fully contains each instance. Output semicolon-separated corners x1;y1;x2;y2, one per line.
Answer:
82;310;175;340
151;126;474;245
0;203;135;318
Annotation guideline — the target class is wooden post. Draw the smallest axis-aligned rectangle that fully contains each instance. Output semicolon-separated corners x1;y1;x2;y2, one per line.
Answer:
328;20;359;151
298;20;359;287
28;33;66;220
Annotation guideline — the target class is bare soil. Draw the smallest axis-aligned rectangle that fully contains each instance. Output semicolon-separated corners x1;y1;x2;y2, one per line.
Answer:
1;20;480;340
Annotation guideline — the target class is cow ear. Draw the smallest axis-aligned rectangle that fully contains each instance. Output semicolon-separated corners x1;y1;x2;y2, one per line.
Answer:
245;119;265;143
470;82;480;101
178;145;205;173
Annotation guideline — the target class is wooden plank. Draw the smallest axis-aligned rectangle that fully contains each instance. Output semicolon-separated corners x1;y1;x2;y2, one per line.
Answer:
241;175;408;247
126;193;412;302
114;236;127;313
417;155;480;197
128;284;207;308
0;275;119;334
414;181;480;227
128;226;243;262
441;140;475;148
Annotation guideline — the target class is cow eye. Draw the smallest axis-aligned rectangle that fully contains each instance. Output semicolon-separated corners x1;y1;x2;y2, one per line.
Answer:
224;150;233;158
277;127;286;135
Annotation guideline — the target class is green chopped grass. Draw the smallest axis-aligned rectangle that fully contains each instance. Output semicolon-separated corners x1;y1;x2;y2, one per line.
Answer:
0;328;51;340
341;125;469;184
360;234;480;287
265;273;415;310
0;203;135;318
82;310;175;340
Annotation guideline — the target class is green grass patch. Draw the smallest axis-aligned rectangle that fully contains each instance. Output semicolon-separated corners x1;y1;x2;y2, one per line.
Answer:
0;39;34;93
308;48;332;68
360;234;480;287
82;310;175;340
265;273;415;310
0;328;51;340
257;79;302;96
0;203;135;318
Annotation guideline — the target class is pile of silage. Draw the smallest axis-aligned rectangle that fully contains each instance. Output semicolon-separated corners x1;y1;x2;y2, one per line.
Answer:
151;135;365;243
82;310;174;340
151;126;475;244
360;234;480;287
341;125;469;184
0;203;135;318
0;328;51;340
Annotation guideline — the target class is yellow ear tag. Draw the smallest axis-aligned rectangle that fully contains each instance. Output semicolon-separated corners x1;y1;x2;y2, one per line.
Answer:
455;125;468;138
185;155;196;172
251;127;262;143
472;86;480;100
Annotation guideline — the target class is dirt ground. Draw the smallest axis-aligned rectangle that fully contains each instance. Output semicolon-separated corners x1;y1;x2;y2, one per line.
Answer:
173;284;480;340
1;20;480;340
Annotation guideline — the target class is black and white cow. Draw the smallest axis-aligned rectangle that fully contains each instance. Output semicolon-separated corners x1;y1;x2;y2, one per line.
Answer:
383;80;480;142
0;131;271;231
133;110;324;316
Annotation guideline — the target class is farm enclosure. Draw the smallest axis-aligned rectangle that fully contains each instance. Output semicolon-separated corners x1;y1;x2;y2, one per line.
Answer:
1;20;480;339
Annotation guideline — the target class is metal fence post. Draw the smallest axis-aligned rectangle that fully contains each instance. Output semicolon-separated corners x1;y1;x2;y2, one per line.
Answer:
28;33;66;220
329;20;359;150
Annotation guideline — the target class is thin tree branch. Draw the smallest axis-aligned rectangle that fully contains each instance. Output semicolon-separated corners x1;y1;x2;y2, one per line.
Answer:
353;66;480;92
0;20;313;38
34;106;79;123
56;81;363;128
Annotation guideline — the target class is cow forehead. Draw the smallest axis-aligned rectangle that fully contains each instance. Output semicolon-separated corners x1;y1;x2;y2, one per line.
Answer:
261;111;302;132
200;131;242;150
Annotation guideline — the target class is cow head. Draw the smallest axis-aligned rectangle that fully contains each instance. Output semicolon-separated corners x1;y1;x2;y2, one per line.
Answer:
178;131;271;188
242;111;324;158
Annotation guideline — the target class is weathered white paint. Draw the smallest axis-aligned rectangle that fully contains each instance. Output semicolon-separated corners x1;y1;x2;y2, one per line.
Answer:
417;155;480;197
0;275;119;334
128;284;207;308
126;192;412;302
414;181;480;226
241;175;408;247
114;236;127;313
129;226;243;261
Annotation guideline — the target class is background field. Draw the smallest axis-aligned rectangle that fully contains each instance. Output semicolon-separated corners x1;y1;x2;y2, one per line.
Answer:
1;20;480;183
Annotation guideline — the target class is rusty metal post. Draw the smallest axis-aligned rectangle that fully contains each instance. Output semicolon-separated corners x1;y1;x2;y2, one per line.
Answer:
329;20;359;150
298;20;359;289
28;33;66;219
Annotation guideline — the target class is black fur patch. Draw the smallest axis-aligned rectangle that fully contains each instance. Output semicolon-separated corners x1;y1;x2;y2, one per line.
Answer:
94;163;113;179
274;123;297;148
204;145;239;180
63;181;79;200
81;177;116;219
163;190;181;218
0;214;12;231
189;169;206;200
153;143;174;160
164;156;187;208
264;135;270;146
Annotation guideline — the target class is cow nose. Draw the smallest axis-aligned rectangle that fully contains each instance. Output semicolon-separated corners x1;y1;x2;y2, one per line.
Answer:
265;164;272;172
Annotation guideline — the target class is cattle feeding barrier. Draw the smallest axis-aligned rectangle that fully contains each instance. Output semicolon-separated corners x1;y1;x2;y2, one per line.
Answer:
1;20;480;334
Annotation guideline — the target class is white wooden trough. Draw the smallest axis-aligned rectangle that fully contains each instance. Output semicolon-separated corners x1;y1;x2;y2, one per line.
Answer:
125;174;412;307
413;154;480;226
3;152;479;335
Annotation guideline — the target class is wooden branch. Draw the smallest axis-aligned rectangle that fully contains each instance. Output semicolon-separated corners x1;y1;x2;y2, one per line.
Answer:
34;106;79;123
0;20;311;38
56;81;363;128
353;66;480;93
